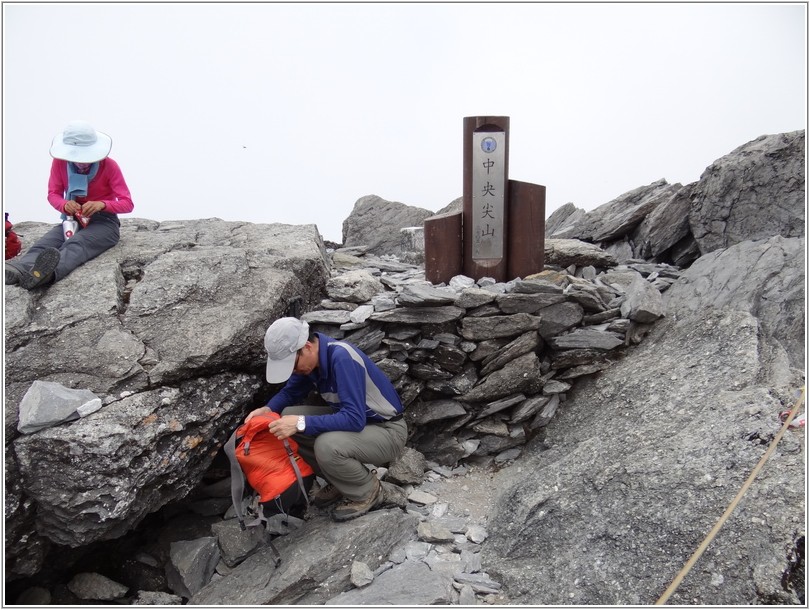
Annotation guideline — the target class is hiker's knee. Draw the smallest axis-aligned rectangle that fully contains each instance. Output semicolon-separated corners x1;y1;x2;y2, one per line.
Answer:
313;433;344;465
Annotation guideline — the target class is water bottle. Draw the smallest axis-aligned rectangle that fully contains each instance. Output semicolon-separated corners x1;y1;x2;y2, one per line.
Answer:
62;218;79;240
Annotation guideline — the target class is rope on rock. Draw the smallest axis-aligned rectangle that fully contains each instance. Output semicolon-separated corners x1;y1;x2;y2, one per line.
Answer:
655;385;806;605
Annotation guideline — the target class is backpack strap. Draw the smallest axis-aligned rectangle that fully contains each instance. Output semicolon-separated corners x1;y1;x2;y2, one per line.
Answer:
283;439;310;509
261;528;283;568
224;428;249;530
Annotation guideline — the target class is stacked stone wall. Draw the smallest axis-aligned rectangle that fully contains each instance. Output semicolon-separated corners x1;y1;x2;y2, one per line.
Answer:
303;251;681;466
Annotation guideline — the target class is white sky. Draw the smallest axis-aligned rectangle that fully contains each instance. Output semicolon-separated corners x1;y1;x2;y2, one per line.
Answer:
2;2;806;243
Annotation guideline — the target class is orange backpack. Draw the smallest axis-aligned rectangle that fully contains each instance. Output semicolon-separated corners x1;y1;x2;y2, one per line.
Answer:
232;412;314;503
224;412;314;547
224;412;315;567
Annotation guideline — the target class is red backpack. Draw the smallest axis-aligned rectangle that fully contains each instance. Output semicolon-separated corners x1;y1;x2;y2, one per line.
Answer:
5;213;21;260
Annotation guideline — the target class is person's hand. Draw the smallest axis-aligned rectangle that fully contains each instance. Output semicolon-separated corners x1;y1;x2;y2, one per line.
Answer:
267;415;298;440
82;200;106;216
64;200;81;216
245;406;270;423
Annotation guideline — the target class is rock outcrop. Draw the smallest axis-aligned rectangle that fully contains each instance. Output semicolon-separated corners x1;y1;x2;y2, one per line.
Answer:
5;219;331;575
341;194;435;256
550;178;682;244
664;235;805;369
4;130;804;605
483;238;805;604
689;130;805;253
547;130;805;268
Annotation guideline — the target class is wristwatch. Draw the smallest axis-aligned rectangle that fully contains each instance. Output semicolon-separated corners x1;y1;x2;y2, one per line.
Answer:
296;415;306;432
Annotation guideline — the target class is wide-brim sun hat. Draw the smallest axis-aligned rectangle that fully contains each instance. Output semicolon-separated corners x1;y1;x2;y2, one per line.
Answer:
49;120;112;163
264;317;310;383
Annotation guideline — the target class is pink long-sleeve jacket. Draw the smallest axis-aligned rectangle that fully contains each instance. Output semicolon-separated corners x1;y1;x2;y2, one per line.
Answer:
47;157;134;215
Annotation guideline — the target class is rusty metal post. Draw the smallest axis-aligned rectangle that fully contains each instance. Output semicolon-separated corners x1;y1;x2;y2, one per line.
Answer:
507;180;546;279
424;211;462;285
463;116;510;282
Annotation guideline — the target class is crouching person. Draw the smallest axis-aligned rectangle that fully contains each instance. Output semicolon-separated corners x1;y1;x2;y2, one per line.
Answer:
245;317;407;521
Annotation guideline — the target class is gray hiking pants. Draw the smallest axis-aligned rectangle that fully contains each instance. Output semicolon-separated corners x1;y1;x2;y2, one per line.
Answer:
280;405;408;501
12;212;120;282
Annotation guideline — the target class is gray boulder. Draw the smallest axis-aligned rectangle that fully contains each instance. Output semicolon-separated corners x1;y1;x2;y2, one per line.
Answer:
544;239;618;269
5;218;330;577
133;591;183;605
326;269;385;303
165;537;220;599
482;228;805;605
5;218;329;395
342;195;435;256
689;130;805;254
326;559;453;605
13;374;258;548
67;572;129;601
549;179;681;243
664;235;805;369
619;273;665;323
545;202;583;237
632;183;695;260
461;352;544;403
546;327;624;351
483;305;804;605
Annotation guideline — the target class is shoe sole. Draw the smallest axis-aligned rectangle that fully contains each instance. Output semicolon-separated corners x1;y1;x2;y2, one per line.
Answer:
331;506;374;522
19;248;60;289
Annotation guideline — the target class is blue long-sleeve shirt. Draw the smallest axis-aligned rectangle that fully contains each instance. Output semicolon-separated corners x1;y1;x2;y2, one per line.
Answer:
266;333;404;435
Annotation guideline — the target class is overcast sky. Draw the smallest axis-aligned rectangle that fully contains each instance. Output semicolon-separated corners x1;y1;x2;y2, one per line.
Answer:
2;2;806;243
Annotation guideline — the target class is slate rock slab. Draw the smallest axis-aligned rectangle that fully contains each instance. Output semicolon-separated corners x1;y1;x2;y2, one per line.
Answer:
17;380;102;434
190;509;419;605
325;559;453;605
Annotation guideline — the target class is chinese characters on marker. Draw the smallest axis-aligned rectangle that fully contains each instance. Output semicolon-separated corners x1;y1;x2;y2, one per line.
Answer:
480;157;497;238
472;132;505;260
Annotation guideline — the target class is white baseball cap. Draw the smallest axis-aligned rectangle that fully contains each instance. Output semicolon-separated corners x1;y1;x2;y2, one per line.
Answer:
49;120;112;163
264;317;309;383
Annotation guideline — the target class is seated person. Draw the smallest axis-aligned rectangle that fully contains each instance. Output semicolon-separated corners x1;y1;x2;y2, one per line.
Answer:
5;120;134;289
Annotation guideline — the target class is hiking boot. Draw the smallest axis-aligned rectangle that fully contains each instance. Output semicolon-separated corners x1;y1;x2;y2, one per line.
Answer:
312;482;343;508
19;248;60;290
331;478;382;522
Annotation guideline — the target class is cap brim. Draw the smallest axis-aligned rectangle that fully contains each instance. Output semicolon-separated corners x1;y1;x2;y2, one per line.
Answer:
49;132;112;163
266;351;297;383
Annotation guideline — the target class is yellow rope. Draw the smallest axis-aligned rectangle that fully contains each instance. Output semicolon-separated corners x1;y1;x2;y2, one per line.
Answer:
656;386;806;605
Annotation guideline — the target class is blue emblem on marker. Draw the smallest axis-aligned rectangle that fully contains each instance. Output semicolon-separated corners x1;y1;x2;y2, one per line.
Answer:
481;137;497;153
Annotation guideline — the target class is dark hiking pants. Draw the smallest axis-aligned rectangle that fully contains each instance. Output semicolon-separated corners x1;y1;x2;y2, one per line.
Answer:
12;212;120;282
